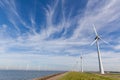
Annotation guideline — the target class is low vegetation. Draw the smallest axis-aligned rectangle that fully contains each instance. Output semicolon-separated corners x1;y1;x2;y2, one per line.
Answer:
59;72;120;80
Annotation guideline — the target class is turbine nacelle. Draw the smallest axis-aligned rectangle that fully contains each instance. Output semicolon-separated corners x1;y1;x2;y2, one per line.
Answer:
95;36;100;40
91;24;109;46
80;56;82;59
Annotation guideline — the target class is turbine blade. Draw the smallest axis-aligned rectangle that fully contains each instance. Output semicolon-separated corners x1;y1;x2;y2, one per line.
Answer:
99;37;110;45
93;24;98;36
90;39;97;46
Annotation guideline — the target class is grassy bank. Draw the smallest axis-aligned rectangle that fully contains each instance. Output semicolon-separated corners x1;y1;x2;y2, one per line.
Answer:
59;72;120;80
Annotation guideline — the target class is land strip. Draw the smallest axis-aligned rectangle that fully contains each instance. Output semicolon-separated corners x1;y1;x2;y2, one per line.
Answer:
33;72;67;80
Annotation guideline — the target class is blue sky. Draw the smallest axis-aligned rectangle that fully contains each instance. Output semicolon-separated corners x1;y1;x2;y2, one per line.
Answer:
0;0;119;71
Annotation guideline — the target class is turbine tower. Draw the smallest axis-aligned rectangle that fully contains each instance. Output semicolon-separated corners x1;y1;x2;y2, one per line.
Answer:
91;24;108;74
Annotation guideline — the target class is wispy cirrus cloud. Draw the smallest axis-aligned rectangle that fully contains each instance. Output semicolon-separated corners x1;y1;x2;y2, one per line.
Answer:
0;0;119;71
72;0;120;39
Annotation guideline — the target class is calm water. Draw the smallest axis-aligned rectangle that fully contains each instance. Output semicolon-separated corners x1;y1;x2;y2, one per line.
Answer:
0;70;63;80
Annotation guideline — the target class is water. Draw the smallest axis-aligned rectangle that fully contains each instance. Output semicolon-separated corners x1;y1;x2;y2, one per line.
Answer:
0;70;63;80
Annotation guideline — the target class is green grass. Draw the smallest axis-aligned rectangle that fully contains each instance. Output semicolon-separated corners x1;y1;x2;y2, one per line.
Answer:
59;72;120;80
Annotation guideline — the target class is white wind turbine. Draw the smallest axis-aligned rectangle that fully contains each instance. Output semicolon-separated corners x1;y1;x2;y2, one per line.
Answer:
80;53;83;72
91;24;109;74
26;64;30;71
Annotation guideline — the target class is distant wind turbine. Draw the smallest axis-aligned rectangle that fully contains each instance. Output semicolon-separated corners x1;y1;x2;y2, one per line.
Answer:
72;60;79;71
80;53;83;72
91;24;109;74
26;64;29;71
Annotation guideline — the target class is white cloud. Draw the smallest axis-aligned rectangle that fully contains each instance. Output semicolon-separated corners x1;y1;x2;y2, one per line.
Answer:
0;53;78;70
114;44;120;50
72;0;120;39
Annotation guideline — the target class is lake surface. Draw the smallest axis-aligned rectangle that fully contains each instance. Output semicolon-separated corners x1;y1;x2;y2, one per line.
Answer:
0;70;63;80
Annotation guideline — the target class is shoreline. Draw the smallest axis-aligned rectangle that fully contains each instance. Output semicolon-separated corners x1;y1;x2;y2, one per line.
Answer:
33;72;67;80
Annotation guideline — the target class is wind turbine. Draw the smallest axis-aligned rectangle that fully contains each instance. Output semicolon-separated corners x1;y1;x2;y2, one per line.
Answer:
80;53;83;72
26;64;30;71
91;24;108;74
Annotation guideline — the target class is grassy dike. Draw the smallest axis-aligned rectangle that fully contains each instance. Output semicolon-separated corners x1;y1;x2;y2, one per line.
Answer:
58;72;120;80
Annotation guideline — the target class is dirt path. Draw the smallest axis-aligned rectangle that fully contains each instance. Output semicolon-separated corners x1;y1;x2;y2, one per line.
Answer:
46;72;66;80
33;72;67;80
